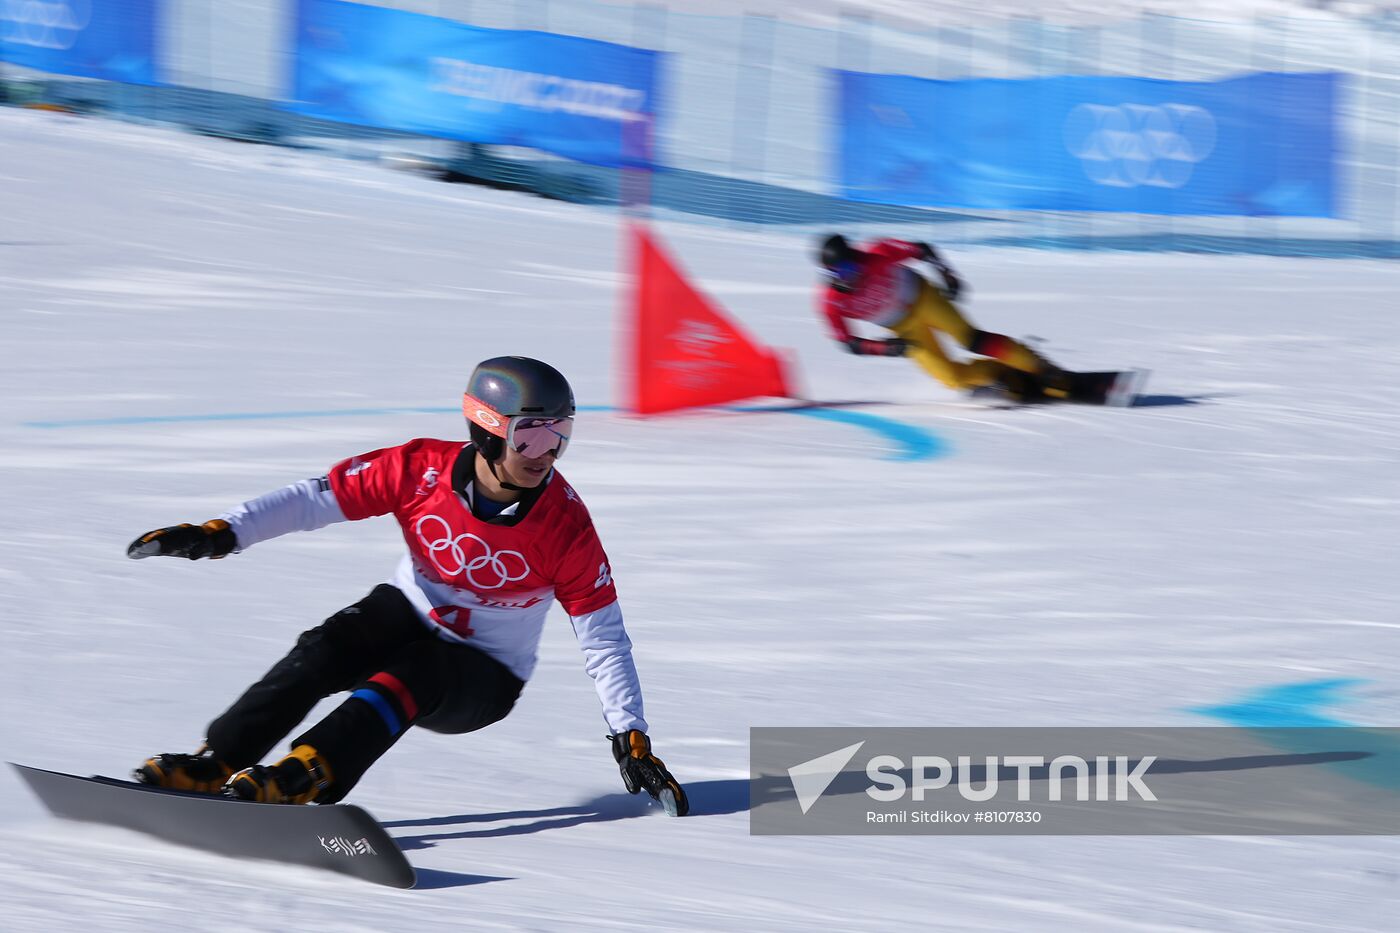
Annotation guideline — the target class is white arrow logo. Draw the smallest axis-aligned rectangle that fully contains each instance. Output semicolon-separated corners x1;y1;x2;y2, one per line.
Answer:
787;741;865;815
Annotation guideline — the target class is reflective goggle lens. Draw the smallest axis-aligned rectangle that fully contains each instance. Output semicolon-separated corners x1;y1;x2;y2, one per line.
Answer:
508;416;572;459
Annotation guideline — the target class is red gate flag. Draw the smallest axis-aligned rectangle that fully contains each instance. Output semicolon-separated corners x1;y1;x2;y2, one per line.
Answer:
627;223;793;415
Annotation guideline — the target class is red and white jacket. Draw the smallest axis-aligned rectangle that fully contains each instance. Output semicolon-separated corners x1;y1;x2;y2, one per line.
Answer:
819;238;926;341
216;438;645;734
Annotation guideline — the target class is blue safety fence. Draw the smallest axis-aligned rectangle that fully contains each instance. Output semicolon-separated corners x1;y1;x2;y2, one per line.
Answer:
0;0;158;84
4;1;1400;257
837;71;1339;218
290;0;659;168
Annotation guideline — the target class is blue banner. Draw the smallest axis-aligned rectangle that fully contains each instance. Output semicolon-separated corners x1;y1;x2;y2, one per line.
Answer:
836;71;1338;217
0;0;158;84
290;0;660;168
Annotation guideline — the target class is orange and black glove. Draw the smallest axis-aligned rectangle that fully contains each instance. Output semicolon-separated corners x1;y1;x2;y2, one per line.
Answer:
127;520;237;560
610;730;689;817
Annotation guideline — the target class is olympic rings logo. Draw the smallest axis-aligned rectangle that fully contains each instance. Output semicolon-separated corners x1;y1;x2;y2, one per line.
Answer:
1;0;91;51
415;514;529;589
1063;103;1217;190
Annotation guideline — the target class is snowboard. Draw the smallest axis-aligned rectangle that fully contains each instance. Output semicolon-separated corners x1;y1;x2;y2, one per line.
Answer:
1056;369;1149;407
11;762;416;888
969;369;1148;407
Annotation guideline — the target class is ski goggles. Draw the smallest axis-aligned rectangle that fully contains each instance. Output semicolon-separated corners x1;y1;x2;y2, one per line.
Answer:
824;259;862;294
463;394;573;459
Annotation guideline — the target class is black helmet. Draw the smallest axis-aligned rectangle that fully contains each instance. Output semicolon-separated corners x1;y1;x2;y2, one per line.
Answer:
817;233;855;269
817;233;863;293
463;356;575;461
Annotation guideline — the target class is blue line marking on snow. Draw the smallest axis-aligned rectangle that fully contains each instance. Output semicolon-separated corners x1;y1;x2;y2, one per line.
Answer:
24;403;946;462
351;687;403;735
1193;678;1400;794
749;405;948;462
1191;678;1364;728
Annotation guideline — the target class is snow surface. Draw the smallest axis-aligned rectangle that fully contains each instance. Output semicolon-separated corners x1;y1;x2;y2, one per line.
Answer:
2;107;1399;930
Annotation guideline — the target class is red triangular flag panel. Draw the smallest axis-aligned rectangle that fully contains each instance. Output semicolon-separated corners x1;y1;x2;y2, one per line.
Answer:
628;224;792;415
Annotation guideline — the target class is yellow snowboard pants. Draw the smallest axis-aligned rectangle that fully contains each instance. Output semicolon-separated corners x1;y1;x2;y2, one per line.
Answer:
889;281;1044;391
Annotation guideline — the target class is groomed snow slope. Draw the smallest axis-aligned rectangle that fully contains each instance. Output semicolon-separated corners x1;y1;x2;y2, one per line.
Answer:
1;109;1397;931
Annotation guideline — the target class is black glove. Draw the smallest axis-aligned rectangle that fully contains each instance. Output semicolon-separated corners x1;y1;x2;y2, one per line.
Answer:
127;519;237;560
843;336;908;357
936;265;963;301
610;730;689;817
913;241;963;300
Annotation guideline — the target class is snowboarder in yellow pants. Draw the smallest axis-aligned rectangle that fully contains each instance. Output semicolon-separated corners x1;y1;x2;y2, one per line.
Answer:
817;234;1067;400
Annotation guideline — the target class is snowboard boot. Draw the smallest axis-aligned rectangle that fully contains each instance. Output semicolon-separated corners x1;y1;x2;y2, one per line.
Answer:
997;367;1046;404
1026;347;1073;401
993;350;1075;404
223;744;334;805
135;746;233;794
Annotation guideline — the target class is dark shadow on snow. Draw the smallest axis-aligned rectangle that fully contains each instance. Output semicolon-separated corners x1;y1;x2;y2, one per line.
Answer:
683;779;752;817
1129;394;1213;408
385;792;653;847
384;780;754;849
411;867;513;890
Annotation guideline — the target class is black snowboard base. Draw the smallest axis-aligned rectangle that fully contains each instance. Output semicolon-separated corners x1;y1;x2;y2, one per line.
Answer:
11;762;416;888
1056;369;1149;407
969;369;1147;408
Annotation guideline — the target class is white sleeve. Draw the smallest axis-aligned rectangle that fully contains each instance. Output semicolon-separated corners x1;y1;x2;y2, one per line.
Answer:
217;477;348;551
568;600;648;735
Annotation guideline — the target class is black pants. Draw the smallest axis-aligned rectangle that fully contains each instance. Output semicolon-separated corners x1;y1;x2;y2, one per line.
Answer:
205;584;523;802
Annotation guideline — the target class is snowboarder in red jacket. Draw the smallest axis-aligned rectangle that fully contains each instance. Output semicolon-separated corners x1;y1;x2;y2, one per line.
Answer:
817;234;1068;401
128;357;688;816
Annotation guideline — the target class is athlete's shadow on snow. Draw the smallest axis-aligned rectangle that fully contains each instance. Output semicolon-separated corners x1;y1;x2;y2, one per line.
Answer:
385;793;657;849
385;781;753;848
383;785;751;890
411;868;514;890
1128;394;1212;408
